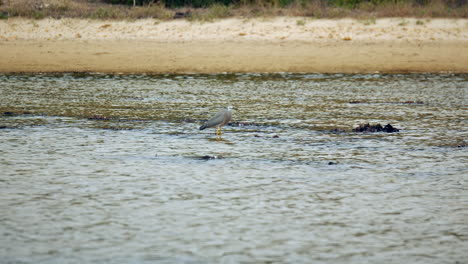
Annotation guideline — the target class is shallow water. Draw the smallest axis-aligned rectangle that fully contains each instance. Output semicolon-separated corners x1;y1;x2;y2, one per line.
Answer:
1;73;467;263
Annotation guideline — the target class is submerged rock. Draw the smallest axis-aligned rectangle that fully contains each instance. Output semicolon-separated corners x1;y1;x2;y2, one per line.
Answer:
182;118;197;123
254;134;279;138
102;126;133;131
349;100;367;104
402;100;424;104
329;128;347;133
2;111;33;117
2;111;31;116
88;115;111;120
199;155;220;160
353;123;399;133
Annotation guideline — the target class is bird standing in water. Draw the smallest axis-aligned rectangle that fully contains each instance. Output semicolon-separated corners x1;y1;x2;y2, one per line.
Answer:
199;106;234;136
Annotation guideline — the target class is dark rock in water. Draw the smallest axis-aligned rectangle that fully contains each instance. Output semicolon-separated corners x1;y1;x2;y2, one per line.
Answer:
0;125;19;129
254;134;279;138
200;155;219;160
353;123;379;132
382;124;399;132
328;161;338;165
88;115;110;120
403;100;424;104
329;128;346;133
182;118;197;123
353;123;399;133
2;111;33;116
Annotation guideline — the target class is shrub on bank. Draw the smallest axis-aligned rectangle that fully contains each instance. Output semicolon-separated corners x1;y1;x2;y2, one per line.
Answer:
0;0;466;19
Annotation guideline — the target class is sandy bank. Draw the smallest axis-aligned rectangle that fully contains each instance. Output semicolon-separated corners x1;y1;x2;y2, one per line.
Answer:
0;17;467;73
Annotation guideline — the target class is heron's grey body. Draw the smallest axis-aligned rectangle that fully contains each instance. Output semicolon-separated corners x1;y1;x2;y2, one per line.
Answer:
200;106;233;135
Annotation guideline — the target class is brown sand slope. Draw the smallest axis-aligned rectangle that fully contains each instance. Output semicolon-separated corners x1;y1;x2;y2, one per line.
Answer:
0;18;467;73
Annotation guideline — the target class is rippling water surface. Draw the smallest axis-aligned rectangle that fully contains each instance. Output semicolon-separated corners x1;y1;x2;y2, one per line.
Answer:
1;73;467;263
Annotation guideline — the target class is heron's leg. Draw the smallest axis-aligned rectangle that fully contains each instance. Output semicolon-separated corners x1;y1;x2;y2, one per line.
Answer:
216;126;221;135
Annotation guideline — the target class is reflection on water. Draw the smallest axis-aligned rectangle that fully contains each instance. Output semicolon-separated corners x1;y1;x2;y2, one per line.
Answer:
1;73;467;263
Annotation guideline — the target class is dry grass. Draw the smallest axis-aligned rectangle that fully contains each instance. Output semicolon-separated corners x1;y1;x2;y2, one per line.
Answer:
186;4;232;22
0;0;175;19
0;0;466;20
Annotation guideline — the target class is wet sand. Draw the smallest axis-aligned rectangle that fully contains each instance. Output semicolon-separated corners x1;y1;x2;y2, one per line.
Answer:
0;17;467;73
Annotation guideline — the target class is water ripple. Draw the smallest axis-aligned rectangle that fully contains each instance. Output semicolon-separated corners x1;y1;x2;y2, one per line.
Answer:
1;73;467;263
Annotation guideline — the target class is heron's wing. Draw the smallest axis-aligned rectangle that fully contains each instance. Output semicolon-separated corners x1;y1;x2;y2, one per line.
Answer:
202;110;227;128
219;111;231;126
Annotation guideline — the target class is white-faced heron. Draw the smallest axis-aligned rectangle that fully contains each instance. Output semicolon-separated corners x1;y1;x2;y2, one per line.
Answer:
199;106;234;135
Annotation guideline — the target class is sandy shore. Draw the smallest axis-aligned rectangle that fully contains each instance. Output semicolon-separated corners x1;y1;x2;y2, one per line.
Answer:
0;17;467;73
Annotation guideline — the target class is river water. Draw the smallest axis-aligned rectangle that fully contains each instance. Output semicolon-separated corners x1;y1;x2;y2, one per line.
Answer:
1;73;467;263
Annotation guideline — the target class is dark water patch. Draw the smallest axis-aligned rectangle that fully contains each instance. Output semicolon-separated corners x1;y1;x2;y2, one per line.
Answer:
166;132;206;136
87;115;112;121
228;121;267;127
0;125;17;129
434;141;468;148
1;111;33;116
0;115;50;129
399;101;424;105
87;115;153;123
3;112;15;116
327;124;399;133
328;128;348;133
349;100;368;104
349;100;424;105
181;118;198;123
100;126;136;131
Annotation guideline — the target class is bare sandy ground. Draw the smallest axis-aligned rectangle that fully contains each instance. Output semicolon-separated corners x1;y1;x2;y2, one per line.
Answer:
0;17;467;73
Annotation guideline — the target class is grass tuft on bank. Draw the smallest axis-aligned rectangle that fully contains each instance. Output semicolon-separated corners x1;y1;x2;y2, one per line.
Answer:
0;0;466;20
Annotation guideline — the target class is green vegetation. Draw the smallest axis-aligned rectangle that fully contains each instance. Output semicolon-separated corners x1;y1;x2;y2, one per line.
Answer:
0;0;466;20
397;18;408;25
296;18;306;25
0;11;9;19
358;16;376;25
